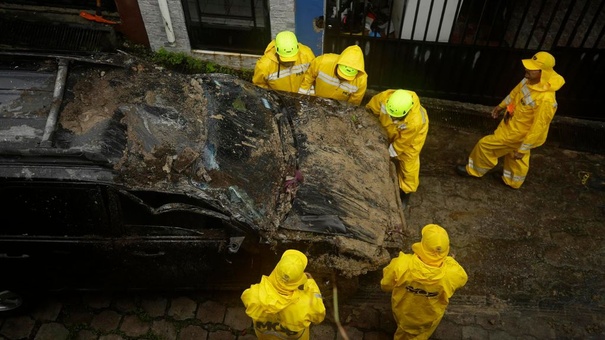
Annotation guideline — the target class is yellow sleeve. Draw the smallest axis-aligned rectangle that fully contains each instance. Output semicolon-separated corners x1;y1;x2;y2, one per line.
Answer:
304;279;326;324
365;93;382;115
298;57;321;94
349;76;367;106
240;285;264;320
252;56;270;89
444;257;469;294
365;90;391;116
380;252;407;292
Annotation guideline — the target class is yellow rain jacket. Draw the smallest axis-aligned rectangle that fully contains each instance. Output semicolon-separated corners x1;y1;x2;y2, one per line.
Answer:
253;40;316;93
381;252;468;340
298;45;367;105
366;90;429;193
466;68;565;188
241;250;326;340
494;70;565;154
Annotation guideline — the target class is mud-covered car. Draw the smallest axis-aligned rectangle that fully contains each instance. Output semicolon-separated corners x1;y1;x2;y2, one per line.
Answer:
0;53;404;315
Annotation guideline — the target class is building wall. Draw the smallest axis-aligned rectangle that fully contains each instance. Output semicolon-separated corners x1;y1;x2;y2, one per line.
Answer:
137;0;297;70
138;0;191;53
269;0;296;38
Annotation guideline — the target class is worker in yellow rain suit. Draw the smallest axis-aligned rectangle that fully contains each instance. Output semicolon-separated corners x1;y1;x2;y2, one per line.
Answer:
366;89;429;208
456;51;566;188
381;224;468;340
297;45;367;105
241;249;326;340
253;31;316;93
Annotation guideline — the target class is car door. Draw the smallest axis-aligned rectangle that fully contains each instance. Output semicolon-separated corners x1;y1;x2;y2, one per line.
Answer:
105;188;263;291
0;180;115;292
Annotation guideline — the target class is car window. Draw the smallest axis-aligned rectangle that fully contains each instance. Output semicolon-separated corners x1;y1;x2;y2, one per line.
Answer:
1;182;109;236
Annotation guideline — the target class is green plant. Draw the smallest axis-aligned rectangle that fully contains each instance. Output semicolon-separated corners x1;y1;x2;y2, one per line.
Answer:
150;48;253;81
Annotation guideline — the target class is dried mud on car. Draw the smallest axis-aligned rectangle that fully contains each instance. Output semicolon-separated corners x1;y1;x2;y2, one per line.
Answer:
49;60;405;277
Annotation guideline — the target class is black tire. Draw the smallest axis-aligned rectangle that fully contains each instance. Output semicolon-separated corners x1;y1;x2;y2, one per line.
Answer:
0;289;29;317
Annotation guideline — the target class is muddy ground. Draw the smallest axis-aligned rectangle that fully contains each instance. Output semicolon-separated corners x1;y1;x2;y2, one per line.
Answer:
388;121;605;312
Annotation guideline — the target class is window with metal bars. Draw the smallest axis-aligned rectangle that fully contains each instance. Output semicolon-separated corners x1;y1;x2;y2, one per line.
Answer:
181;0;271;54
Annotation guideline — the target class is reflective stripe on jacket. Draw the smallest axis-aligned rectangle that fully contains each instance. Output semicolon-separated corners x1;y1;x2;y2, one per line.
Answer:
494;71;565;153
253;41;315;93
298;45;367;105
366;89;429;159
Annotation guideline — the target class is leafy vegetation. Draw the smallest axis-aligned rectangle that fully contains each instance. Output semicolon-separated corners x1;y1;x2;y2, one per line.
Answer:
150;48;253;81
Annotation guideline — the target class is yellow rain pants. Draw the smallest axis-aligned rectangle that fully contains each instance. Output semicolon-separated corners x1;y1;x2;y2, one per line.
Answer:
381;252;467;340
366;90;429;193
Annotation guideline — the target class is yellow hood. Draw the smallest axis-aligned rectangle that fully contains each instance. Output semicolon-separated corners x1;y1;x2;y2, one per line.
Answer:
336;45;366;76
531;69;565;92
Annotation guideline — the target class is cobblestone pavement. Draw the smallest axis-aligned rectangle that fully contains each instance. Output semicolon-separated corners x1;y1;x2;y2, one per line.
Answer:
1;285;604;339
2;122;605;340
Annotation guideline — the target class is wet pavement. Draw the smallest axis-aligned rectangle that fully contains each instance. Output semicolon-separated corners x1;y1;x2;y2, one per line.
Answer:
1;117;605;339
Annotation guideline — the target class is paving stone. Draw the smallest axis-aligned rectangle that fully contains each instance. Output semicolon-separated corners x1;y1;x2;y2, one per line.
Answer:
336;326;364;340
74;329;98;340
475;311;503;330
363;331;392;340
179;325;208;340
208;329;235;340
346;305;381;329
31;298;62;321
0;315;35;339
462;325;489;340
151;319;177;340
90;310;122;332
488;330;517;340
98;335;125;340
433;318;462;339
517;316;556;339
120;314;150;337
447;311;477;326
197;300;226;324
498;314;522;336
224;306;251;331
62;307;95;326
236;333;257;340
114;296;138;313
34;322;69;340
141;297;168;318
168;297;197;321
311;324;336;339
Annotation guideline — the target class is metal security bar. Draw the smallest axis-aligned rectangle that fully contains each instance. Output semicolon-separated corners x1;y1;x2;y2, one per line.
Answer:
324;0;605;121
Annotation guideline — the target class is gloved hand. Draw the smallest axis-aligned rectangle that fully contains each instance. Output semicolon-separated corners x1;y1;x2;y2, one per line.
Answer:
388;144;398;158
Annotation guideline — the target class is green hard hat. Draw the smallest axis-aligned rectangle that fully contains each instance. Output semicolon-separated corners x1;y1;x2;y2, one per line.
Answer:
386;90;414;118
337;64;358;80
275;31;299;62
